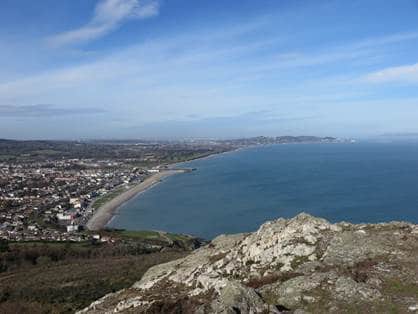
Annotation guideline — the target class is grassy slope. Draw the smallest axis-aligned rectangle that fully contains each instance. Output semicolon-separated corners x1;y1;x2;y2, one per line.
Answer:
0;233;196;314
0;252;186;313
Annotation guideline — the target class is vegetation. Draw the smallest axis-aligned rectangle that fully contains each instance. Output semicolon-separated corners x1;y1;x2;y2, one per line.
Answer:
91;186;128;209
0;139;229;164
98;228;201;243
0;234;199;313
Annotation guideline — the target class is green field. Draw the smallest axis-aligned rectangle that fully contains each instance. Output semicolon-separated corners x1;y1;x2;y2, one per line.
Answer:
91;186;129;209
99;229;195;243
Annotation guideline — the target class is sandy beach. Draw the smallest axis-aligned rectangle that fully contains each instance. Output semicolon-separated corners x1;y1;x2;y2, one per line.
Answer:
86;170;185;231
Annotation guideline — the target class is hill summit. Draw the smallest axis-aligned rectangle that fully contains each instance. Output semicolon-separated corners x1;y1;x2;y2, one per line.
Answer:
79;213;418;313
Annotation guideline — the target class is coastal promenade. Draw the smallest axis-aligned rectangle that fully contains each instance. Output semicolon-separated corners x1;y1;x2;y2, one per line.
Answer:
86;169;185;230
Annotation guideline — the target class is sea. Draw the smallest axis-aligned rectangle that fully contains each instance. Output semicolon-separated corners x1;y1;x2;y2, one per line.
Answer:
108;142;418;239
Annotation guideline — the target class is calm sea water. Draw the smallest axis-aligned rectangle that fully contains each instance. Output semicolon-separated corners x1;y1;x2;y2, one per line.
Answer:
109;143;418;239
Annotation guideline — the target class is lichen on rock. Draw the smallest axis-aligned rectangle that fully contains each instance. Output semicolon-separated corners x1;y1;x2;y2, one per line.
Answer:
79;213;418;313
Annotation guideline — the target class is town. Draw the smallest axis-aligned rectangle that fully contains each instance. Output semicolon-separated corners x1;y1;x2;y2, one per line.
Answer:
0;158;148;241
0;138;233;242
0;136;340;242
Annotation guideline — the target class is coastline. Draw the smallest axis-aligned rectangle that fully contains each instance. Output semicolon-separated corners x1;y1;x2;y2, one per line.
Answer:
85;142;338;232
86;146;261;231
169;147;243;168
85;147;238;232
86;169;185;231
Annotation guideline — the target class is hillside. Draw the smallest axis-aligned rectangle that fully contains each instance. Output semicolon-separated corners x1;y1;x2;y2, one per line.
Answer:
0;230;204;313
80;214;418;313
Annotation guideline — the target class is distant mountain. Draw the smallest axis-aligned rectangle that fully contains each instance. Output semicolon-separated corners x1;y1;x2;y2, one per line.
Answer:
220;135;339;146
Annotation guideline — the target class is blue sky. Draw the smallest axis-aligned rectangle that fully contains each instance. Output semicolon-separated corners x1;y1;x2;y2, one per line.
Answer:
1;0;418;139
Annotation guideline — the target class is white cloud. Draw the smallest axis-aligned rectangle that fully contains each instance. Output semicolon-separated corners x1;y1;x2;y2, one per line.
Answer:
3;24;418;129
47;0;159;47
365;63;418;83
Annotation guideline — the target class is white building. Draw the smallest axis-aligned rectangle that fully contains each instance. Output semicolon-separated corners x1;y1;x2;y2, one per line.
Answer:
57;213;72;221
66;225;79;232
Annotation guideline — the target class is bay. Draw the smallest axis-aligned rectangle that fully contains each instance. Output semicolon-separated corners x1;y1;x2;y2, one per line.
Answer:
109;142;418;239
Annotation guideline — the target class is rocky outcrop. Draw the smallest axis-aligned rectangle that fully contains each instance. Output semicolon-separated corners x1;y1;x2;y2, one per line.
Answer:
79;214;418;313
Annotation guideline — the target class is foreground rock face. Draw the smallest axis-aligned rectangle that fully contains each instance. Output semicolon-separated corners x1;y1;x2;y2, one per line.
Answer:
80;214;418;313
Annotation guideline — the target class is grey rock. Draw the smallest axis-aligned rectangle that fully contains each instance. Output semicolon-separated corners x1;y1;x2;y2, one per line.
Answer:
79;213;418;313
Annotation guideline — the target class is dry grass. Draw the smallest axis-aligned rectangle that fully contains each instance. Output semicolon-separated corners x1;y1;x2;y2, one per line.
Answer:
0;242;188;313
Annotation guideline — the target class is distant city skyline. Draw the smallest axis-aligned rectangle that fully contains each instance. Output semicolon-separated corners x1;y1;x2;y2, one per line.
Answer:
1;0;418;139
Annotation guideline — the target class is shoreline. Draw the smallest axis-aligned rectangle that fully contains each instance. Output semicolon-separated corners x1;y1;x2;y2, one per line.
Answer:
86;169;185;231
85;148;238;232
85;142;339;231
86;147;253;231
169;147;243;168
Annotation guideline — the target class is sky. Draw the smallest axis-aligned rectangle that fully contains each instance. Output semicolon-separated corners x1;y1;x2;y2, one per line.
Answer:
1;0;418;140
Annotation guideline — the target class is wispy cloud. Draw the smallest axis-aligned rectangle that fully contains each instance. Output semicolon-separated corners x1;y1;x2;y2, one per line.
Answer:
345;32;418;50
0;104;105;117
246;31;418;75
364;63;418;84
2;24;418;128
48;0;159;47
